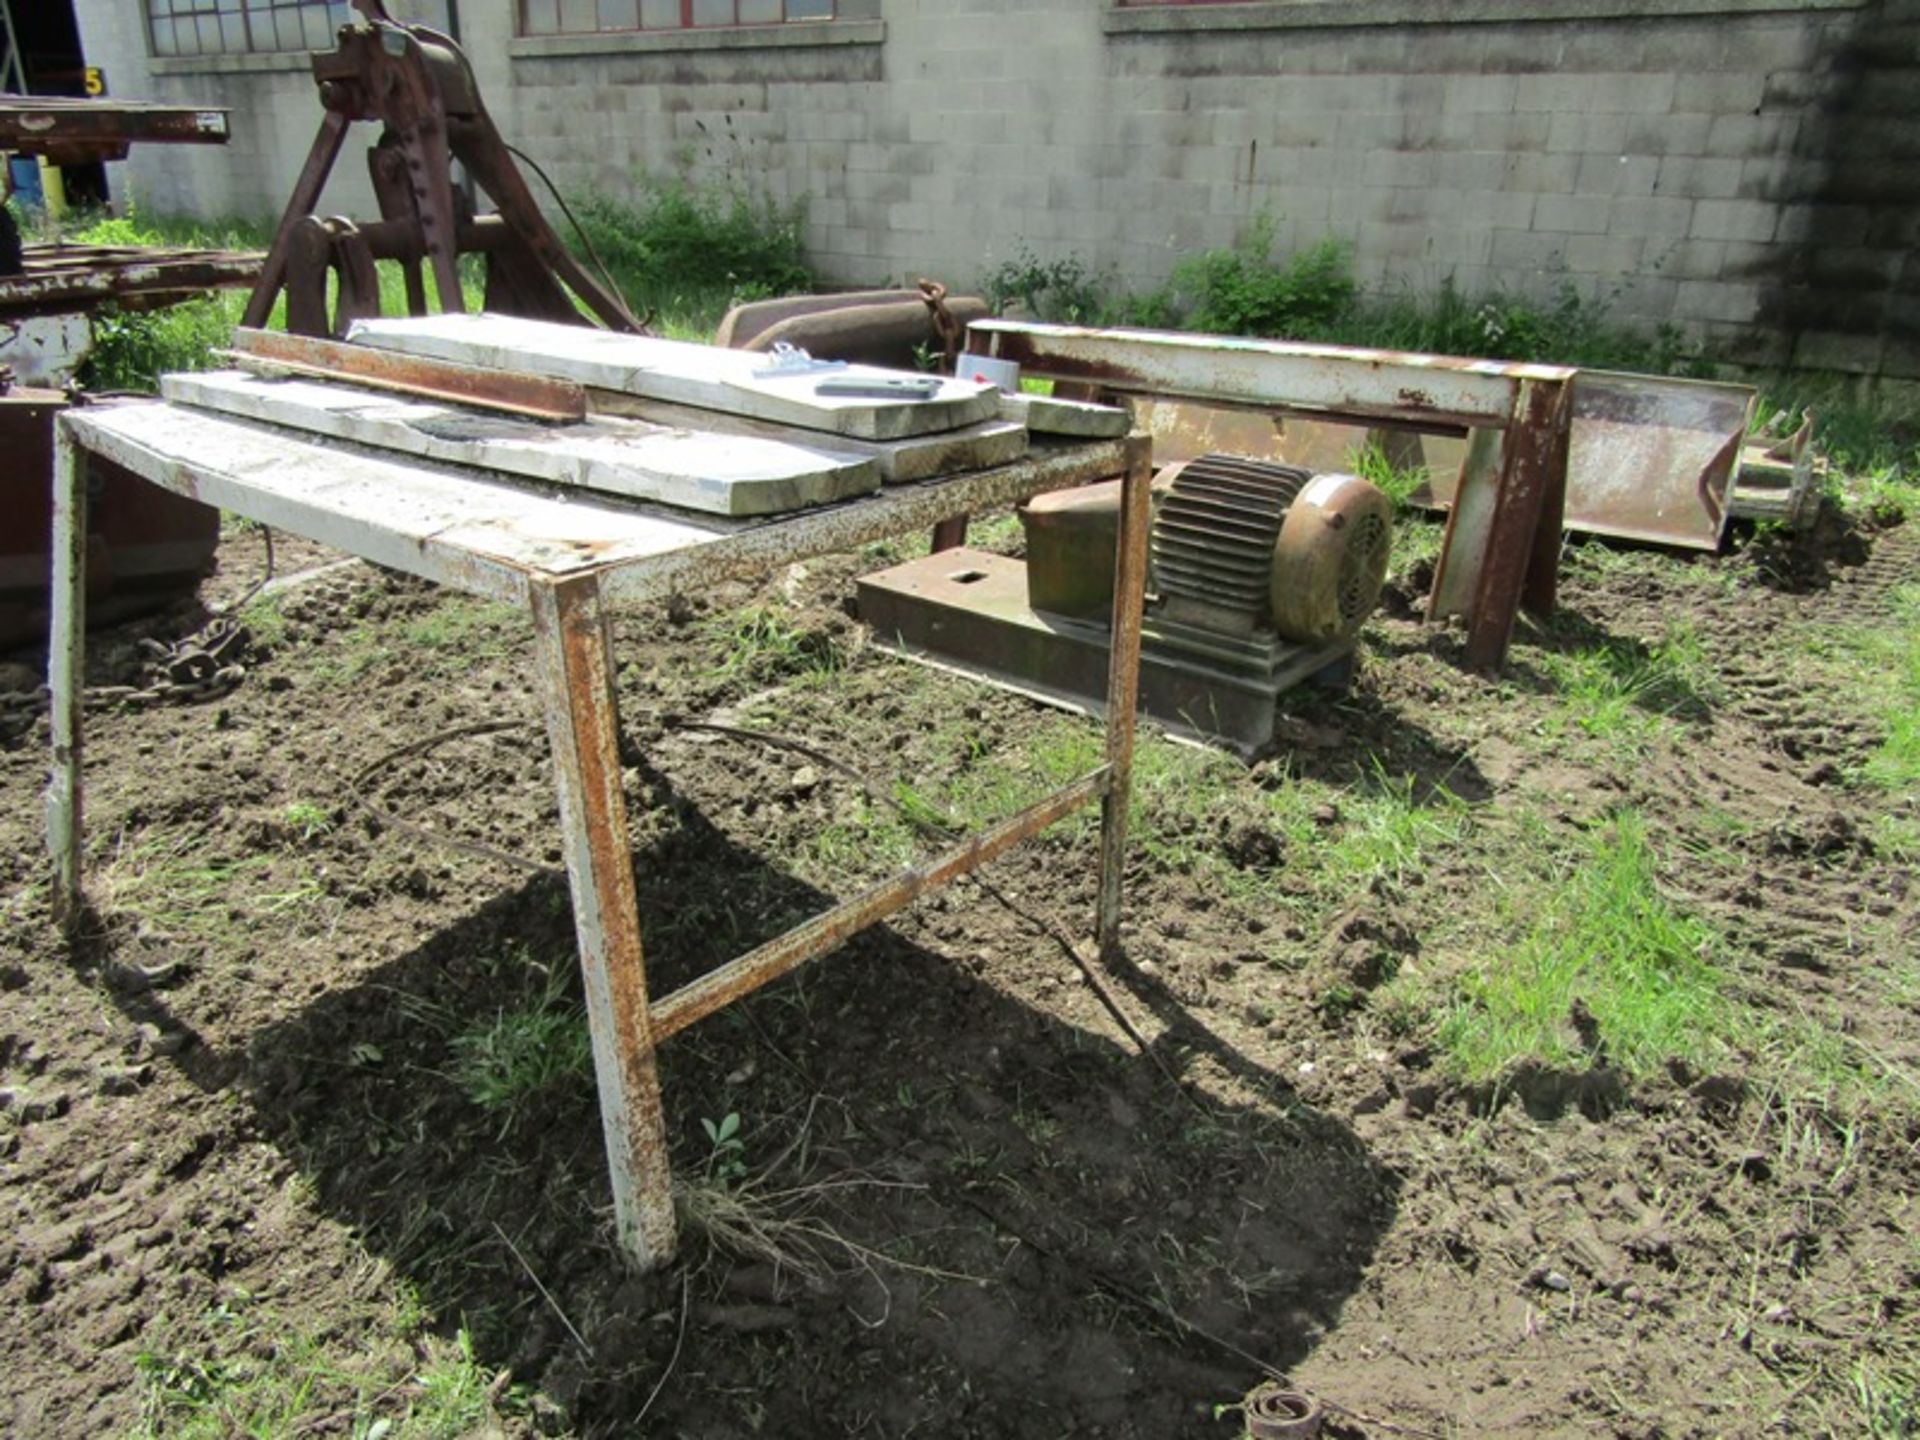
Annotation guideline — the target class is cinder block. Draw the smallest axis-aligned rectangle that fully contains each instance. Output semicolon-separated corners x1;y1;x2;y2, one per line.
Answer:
1576;153;1659;198
1587;72;1678;115
1490;228;1568;274
1705;113;1801;160
1691;198;1778;243
1675;279;1761;326
1533;194;1611;235
1565;233;1646;276
1548;112;1626;155
1669;69;1768;116
1624;113;1711;157
1362;149;1438;190
1436;150;1512;193
1516;74;1589;114
1655;157;1743;201
1476;111;1550;150
1443;73;1518;115
1503;151;1579;194
1608;195;1695;239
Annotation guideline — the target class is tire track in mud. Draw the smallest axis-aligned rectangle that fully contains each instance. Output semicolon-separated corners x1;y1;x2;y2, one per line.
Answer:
1680;518;1918;1047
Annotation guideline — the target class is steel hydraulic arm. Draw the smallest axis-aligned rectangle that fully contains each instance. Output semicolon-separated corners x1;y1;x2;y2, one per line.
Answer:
243;0;643;339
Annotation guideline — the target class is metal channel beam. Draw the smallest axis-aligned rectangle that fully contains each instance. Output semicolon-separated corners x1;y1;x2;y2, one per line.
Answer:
974;320;1574;429
649;765;1112;1041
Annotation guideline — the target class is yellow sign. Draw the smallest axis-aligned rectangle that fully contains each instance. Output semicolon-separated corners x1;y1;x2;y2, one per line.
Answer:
83;67;105;96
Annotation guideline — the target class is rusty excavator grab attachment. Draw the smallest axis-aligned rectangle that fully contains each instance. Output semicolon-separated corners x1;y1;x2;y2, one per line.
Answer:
244;0;643;339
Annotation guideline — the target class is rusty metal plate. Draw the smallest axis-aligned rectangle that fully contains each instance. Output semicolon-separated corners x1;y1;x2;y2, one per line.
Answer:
1420;371;1754;552
0;245;262;320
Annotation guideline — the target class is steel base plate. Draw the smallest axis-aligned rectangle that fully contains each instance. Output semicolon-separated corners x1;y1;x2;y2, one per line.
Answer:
856;548;1352;757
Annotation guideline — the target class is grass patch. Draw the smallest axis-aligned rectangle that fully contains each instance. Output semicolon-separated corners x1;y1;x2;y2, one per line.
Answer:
705;605;845;687
569;176;811;335
1435;810;1728;1080
1534;619;1720;751
133;1297;514;1440
451;961;594;1119
98;827;328;944
1803;582;1920;797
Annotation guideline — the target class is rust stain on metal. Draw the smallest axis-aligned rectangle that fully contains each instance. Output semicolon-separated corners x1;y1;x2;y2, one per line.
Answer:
1462;375;1572;670
650;766;1112;1041
1397;387;1437;410
229;328;587;421
0;246;260;320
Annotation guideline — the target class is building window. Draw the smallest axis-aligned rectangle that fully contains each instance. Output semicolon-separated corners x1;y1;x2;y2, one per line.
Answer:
147;0;354;57
518;0;836;35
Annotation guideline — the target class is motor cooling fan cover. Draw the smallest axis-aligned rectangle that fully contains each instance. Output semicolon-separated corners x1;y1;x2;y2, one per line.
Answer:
1270;471;1394;644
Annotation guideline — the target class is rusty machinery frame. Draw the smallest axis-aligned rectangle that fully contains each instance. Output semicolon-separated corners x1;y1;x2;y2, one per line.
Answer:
46;376;1152;1271
970;321;1576;671
243;0;642;339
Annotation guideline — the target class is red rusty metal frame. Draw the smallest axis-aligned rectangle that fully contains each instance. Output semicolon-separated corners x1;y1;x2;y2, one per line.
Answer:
225;327;588;422
0;245;261;321
971;320;1575;671
243;4;643;339
47;404;1151;1270
0;99;230;165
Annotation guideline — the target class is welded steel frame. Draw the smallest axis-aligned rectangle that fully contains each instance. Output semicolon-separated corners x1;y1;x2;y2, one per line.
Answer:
46;401;1149;1272
971;320;1576;670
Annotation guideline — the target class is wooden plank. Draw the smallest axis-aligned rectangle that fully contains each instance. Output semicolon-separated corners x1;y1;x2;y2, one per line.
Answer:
997;389;1132;438
344;312;1000;442
588;389;1029;483
163;370;882;518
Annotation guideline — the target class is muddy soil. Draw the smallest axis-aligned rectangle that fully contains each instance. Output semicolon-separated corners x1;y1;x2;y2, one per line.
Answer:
2;508;1916;1438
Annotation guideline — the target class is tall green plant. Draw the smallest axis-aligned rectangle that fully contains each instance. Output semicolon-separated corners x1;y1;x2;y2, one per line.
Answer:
1169;216;1356;337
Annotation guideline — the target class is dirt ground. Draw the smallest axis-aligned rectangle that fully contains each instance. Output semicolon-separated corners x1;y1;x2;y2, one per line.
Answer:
2;495;1916;1439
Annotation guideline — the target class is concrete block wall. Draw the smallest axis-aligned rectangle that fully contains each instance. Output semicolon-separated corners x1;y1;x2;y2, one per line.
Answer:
72;0;1916;380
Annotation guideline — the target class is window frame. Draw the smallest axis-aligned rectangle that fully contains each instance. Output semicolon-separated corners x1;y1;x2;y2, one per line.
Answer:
145;0;353;60
514;0;839;39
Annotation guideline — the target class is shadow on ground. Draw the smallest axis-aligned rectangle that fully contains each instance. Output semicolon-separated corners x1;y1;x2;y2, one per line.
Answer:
103;760;1400;1439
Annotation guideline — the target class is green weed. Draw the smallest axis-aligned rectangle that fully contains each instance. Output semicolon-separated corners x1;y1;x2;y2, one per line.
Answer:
1535;620;1720;751
706;605;844;686
282;802;334;842
1169;217;1356;339
570;177;810;331
450;964;593;1119
132;1298;512;1440
1436;810;1727;1080
1803;583;1920;797
98;828;327;943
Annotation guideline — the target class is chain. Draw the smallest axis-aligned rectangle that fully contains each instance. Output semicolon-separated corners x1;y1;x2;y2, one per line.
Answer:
917;277;963;374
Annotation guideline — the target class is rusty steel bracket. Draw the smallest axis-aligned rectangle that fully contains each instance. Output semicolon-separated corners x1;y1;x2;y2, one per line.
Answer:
970;321;1576;672
242;5;642;339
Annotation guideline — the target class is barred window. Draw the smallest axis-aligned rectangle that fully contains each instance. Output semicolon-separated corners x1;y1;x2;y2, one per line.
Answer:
518;0;836;36
147;0;355;57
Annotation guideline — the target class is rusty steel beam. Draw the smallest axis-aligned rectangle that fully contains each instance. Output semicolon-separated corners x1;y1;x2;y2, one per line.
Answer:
649;765;1114;1042
227;327;588;422
0;100;229;165
1097;437;1152;955
45;421;88;927
530;574;676;1269
1445;375;1573;669
0;248;261;320
973;320;1575;430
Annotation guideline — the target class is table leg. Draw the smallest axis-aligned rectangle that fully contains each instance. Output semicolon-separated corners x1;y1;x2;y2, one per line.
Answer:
1097;442;1152;957
529;574;676;1270
46;421;88;930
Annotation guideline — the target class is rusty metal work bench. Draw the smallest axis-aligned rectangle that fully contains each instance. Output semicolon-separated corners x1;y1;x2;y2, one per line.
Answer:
45;394;1152;1272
